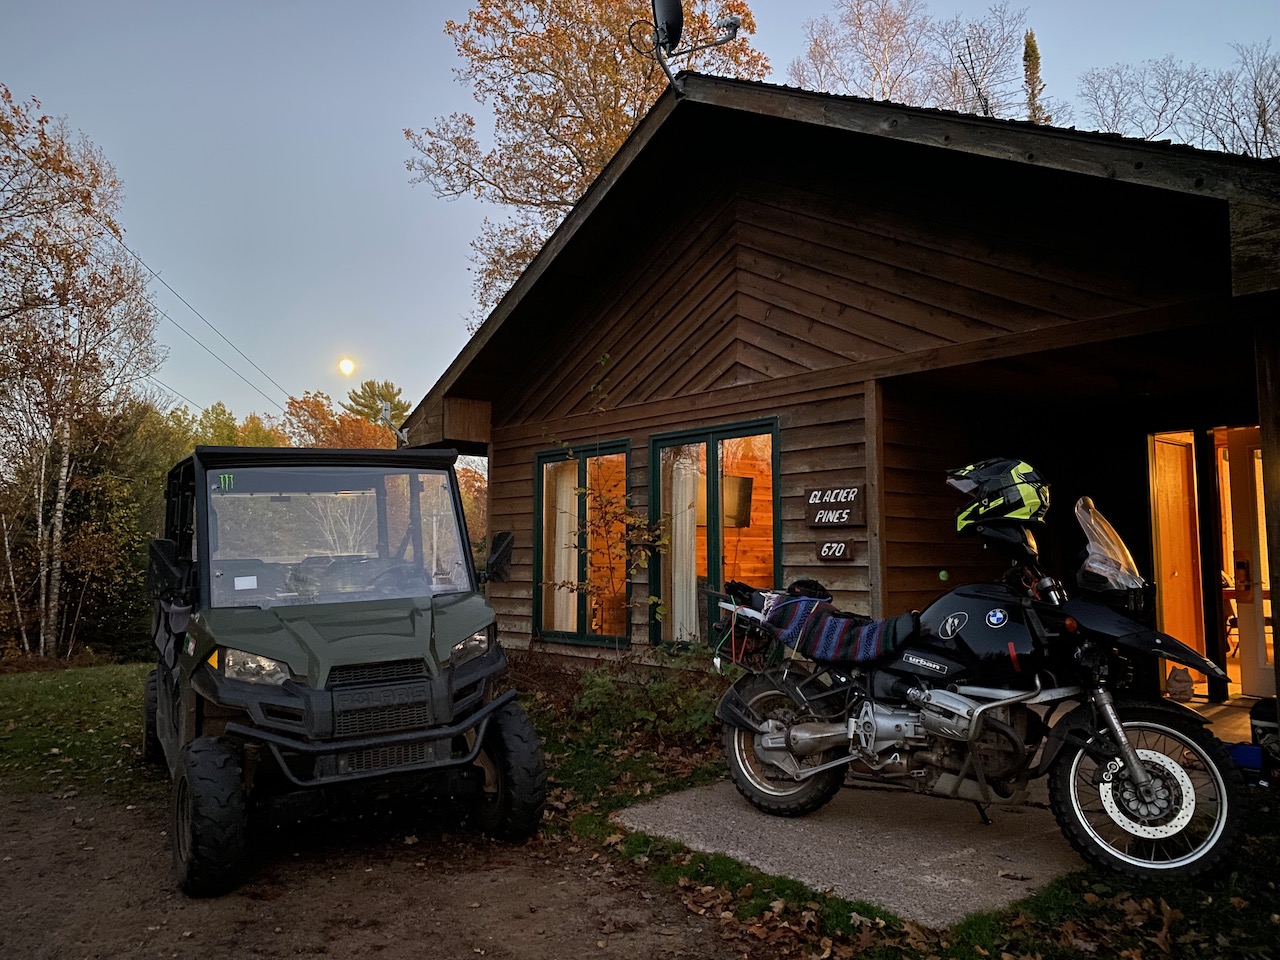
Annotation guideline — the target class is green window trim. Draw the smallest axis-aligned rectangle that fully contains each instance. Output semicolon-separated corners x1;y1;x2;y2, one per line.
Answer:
648;418;782;646
533;441;632;649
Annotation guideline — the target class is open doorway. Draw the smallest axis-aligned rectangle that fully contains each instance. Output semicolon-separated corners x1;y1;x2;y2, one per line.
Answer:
1150;428;1275;700
1217;428;1275;698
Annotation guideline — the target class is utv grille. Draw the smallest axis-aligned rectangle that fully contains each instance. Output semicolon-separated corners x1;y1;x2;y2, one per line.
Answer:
338;741;440;774
334;702;432;738
328;659;426;687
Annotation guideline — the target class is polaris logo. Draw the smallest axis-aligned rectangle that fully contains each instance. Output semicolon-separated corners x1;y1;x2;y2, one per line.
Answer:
334;683;428;711
904;653;947;674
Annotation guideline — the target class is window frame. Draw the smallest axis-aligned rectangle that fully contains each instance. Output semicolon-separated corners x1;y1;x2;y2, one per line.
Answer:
648;418;781;645
532;440;632;648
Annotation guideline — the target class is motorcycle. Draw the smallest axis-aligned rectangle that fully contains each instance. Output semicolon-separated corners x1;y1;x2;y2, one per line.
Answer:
711;460;1245;881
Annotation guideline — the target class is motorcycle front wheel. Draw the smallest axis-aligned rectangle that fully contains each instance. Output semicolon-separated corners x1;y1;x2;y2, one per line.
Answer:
722;674;846;817
1048;706;1245;880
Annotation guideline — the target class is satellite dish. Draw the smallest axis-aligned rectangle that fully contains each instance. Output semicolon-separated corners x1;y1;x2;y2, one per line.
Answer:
651;0;683;55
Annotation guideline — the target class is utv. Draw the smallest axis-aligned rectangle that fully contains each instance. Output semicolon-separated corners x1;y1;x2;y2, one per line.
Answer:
144;446;545;896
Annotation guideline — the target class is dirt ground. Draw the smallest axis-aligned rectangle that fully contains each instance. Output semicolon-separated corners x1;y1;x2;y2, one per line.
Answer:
0;790;744;960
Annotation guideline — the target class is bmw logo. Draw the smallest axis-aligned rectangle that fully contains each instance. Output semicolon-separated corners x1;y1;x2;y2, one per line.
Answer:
986;608;1009;628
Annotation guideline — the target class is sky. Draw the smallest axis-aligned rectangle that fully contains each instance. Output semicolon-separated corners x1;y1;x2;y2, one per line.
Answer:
4;0;1278;421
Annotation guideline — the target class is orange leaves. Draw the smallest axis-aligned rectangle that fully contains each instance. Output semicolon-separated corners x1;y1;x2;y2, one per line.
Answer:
281;391;396;449
405;1;769;315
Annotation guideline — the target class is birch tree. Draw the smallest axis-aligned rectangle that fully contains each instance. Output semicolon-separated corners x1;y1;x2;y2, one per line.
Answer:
1;85;163;656
786;1;1032;117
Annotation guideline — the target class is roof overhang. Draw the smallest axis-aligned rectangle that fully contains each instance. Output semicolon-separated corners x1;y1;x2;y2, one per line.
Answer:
405;73;1280;446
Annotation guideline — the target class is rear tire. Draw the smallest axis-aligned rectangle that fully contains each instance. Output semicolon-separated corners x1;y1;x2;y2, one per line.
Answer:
722;674;846;817
471;702;547;841
1048;706;1245;880
172;736;248;896
142;669;163;765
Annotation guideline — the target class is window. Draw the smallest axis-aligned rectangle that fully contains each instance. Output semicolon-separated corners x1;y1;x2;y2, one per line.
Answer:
651;421;778;643
206;466;468;608
535;444;630;646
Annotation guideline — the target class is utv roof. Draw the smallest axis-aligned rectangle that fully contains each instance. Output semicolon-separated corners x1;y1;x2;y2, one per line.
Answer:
186;445;461;470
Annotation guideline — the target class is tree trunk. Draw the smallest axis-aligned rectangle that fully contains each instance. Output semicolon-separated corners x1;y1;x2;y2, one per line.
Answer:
35;450;49;657
46;418;72;658
1;514;30;654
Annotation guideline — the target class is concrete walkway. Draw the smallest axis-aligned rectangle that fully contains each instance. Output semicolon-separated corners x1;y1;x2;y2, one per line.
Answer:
615;780;1079;929
613;703;1257;930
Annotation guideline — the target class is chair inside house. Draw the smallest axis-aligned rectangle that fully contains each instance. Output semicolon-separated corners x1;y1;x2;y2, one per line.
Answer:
1224;595;1240;658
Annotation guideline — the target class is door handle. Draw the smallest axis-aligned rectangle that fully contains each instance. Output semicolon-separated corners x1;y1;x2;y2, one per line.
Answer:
1234;555;1254;599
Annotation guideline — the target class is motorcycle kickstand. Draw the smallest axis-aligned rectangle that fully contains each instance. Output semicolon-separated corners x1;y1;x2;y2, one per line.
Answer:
972;802;993;826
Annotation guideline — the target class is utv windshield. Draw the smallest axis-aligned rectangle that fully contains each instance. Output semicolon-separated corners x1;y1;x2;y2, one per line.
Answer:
205;465;471;608
1074;496;1145;591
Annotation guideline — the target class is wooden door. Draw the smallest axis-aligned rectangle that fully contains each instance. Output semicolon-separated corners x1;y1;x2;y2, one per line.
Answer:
1152;433;1206;670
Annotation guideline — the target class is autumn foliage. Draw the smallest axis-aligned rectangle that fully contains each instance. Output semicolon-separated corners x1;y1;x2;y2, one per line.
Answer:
405;0;769;320
282;391;397;449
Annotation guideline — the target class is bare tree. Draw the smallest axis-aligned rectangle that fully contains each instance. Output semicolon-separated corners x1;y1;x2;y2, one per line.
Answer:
787;1;1031;118
1077;42;1277;158
1194;41;1280;157
1078;55;1204;142
787;0;935;103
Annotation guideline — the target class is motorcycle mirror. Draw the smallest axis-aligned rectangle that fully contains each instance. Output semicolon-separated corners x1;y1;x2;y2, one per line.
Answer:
651;0;683;54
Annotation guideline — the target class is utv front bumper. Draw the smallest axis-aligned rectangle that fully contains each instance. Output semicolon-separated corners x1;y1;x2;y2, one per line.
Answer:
191;646;512;787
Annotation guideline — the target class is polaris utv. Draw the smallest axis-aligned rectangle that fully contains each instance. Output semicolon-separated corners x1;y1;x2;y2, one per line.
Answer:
144;446;545;896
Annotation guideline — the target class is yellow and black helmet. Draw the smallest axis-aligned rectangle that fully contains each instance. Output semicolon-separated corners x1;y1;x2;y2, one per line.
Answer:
947;459;1049;535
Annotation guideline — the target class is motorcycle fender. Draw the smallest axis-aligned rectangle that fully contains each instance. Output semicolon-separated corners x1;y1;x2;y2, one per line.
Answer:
1036;697;1210;776
1064;598;1227;680
715;677;769;734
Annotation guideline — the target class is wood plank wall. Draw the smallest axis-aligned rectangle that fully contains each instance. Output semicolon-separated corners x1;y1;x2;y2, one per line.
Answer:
477;159;1229;647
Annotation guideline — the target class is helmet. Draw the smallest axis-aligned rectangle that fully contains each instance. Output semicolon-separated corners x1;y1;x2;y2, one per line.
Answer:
947;459;1049;534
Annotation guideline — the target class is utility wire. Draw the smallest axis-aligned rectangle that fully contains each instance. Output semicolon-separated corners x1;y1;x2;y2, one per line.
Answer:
139;371;205;413
9;141;294;410
11;188;288;413
115;237;294;404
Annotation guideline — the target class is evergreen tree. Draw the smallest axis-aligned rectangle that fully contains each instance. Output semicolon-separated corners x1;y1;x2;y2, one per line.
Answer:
1023;29;1051;124
340;379;410;428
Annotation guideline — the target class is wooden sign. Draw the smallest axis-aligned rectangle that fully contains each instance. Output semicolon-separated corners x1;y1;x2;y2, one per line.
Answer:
805;486;865;526
816;539;855;561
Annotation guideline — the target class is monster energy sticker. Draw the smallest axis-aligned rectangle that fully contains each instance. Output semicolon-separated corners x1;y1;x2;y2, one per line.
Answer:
218;473;234;492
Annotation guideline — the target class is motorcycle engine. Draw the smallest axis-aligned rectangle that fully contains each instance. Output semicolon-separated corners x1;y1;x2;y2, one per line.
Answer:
906;687;983;740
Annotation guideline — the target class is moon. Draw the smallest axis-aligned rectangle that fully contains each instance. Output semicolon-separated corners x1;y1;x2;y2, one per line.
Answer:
338;358;355;376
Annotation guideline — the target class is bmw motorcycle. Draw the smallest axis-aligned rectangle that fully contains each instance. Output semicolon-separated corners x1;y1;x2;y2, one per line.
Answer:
712;474;1245;881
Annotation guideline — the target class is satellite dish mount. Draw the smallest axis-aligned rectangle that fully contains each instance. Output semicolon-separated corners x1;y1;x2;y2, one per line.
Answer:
649;0;741;89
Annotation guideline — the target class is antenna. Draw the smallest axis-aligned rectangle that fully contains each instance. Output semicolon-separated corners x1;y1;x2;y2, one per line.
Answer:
957;39;993;117
382;400;409;447
646;1;742;90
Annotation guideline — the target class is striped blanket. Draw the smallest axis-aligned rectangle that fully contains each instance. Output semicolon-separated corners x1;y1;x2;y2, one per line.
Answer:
765;597;911;664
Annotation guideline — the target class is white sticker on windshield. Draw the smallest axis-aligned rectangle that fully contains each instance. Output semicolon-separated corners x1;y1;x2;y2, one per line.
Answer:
234;576;258;590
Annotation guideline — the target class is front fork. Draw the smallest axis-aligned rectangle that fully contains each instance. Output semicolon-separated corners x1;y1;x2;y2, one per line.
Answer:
1091;686;1156;799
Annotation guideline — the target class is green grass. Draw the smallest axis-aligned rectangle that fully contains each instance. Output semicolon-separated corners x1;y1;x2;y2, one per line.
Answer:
0;662;165;800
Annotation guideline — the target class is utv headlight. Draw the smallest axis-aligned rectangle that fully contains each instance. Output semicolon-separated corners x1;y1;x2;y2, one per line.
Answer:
218;648;294;685
451;627;494;666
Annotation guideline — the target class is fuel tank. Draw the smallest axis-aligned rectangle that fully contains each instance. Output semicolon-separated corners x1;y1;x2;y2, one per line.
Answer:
883;583;1046;688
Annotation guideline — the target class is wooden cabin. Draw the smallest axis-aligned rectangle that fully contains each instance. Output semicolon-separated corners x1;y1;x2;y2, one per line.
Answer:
405;73;1280;702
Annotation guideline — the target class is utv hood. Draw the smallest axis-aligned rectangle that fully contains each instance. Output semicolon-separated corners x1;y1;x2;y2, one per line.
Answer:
191;592;494;687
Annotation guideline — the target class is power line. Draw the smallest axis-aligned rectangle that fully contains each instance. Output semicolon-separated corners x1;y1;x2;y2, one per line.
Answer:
8;138;294;410
8;190;289;413
117;239;294;404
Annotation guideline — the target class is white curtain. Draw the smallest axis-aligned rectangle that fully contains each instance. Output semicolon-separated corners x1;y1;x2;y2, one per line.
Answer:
669;450;699;642
548;461;578;631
